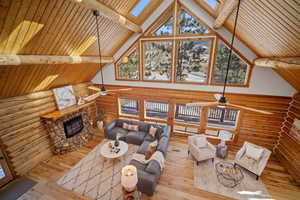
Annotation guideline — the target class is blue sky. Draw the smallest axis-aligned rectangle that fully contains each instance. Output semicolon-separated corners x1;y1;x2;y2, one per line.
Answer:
204;0;218;9
131;0;150;16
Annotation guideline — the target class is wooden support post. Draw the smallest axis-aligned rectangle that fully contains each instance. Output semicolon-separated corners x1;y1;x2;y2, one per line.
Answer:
213;0;238;29
71;0;142;33
0;55;114;65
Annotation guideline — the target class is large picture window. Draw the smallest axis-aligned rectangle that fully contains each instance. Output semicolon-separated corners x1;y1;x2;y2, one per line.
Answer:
116;48;139;80
207;107;239;130
119;98;139;116
176;39;212;83
179;9;210;34
144;101;169;120
143;41;173;81
212;40;249;85
174;104;201;124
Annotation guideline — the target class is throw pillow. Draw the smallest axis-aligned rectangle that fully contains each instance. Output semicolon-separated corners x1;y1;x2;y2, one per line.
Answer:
122;122;129;130
245;145;264;161
149;126;157;138
145;144;156;160
195;136;208;148
128;124;139;131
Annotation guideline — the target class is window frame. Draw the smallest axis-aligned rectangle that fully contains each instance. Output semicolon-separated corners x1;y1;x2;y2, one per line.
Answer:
210;38;253;87
206;107;241;131
141;39;174;82
115;43;140;81
173;103;202;125
118;97;140;119
174;37;215;85
144;100;169;121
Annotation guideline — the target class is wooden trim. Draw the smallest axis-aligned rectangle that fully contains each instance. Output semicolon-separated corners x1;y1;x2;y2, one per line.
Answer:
213;0;238;29
254;57;300;68
71;0;142;33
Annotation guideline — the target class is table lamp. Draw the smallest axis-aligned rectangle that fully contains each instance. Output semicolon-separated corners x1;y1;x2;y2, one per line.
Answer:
121;165;138;192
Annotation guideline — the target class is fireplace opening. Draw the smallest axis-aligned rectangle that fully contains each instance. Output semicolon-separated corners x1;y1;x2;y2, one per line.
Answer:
63;115;84;138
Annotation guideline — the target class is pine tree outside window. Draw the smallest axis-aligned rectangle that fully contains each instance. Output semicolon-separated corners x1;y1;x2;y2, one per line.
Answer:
116;48;139;80
179;10;210;34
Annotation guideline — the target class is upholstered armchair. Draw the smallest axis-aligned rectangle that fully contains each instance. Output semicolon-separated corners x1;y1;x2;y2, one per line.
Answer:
188;135;216;165
234;141;271;180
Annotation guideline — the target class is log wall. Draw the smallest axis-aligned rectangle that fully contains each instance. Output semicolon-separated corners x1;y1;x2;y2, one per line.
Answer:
96;84;291;151
275;93;300;185
0;82;95;175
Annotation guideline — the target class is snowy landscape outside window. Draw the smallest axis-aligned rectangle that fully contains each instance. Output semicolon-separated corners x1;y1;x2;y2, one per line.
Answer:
117;50;139;80
176;39;211;83
143;41;172;81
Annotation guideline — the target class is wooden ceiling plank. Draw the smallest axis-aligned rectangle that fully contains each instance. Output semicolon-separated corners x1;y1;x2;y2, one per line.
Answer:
46;3;79;55
213;0;238;29
246;1;299;51
70;0;142;33
274;67;300;91
0;55;114;65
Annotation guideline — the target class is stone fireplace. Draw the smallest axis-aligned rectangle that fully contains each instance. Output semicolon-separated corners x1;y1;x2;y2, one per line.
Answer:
42;102;96;154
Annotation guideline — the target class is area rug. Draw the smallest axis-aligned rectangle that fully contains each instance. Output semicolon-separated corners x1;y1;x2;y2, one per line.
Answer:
0;177;37;200
57;139;139;200
194;159;272;200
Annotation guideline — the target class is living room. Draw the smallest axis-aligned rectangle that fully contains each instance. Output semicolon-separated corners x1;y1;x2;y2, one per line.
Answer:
0;0;299;200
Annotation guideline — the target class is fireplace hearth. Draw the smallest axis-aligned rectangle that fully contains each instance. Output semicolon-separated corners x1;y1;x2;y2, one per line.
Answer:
42;103;96;154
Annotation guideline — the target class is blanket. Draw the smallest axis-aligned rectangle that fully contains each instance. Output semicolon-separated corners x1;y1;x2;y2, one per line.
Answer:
132;151;165;171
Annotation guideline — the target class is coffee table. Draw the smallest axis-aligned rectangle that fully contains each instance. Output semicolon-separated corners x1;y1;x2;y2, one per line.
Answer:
215;162;244;188
100;140;129;160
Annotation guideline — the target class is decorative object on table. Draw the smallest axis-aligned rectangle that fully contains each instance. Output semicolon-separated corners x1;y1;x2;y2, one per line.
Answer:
58;139;139;200
234;141;271;180
188;135;216;165
114;133;121;147
216;130;232;158
215;161;243;188
121;165;138;192
53;85;77;110
194;159;271;200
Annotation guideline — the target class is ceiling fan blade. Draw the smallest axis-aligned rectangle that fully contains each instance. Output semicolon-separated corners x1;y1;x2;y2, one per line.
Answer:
214;94;222;101
227;103;273;114
88;86;101;91
106;88;132;92
83;92;101;101
186;102;218;107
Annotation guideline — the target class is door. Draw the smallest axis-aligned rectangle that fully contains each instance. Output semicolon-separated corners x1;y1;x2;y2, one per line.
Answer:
0;149;13;187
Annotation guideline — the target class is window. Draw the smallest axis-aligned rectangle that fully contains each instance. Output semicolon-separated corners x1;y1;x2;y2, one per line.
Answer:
179;10;210;34
131;0;150;17
207;107;239;129
119;98;139;116
212;40;249;85
143;41;173;81
154;17;173;36
176;39;212;83
204;129;234;140
174;104;201;124
117;49;139;80
173;125;198;135
204;0;219;10
145;101;169;120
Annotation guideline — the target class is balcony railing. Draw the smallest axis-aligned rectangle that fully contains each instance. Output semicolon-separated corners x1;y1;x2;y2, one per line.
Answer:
120;99;139;115
208;108;238;127
174;104;200;124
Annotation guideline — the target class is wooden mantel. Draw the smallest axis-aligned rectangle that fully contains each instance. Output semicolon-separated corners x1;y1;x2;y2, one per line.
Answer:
41;102;94;120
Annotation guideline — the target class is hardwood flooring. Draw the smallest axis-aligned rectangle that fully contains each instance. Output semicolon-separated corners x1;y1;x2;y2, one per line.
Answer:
20;135;300;200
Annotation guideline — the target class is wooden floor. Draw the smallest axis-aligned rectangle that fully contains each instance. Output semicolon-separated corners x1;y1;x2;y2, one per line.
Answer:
20;135;300;200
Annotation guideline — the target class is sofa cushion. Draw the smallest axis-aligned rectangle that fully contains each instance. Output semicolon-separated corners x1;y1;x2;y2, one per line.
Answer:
126;131;147;145
145;160;161;175
137;140;151;154
106;127;128;140
116;119;131;127
130;159;147;171
157;136;169;156
144;134;156;142
195;136;208;148
245;145;264;161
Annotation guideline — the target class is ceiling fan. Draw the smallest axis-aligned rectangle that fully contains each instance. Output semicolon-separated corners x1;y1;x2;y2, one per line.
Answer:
186;0;272;115
84;10;132;101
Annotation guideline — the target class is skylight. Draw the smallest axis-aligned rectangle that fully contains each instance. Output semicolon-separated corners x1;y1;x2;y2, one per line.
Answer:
131;0;150;17
204;0;218;9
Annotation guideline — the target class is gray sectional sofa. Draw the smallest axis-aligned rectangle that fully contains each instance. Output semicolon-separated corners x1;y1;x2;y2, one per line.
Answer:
104;118;170;195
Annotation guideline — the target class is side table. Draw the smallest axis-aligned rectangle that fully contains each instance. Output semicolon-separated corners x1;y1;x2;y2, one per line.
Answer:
216;144;228;158
122;186;141;200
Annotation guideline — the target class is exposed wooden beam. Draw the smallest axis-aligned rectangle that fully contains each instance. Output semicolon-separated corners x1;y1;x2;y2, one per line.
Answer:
71;0;142;33
0;55;114;65
254;57;300;69
213;0;238;29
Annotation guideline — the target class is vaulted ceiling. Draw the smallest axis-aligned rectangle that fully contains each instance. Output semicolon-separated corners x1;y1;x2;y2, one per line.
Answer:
0;0;299;98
